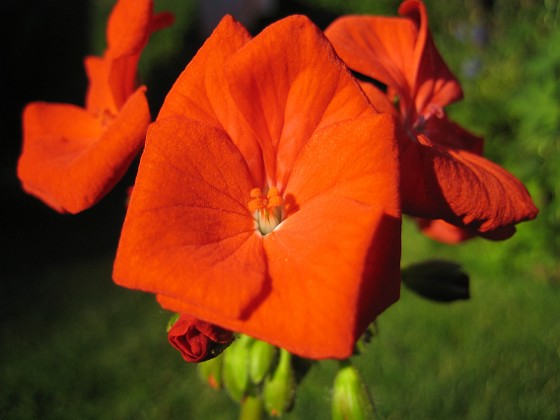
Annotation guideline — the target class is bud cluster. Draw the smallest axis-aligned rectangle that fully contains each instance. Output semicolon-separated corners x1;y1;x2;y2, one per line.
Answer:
199;334;297;417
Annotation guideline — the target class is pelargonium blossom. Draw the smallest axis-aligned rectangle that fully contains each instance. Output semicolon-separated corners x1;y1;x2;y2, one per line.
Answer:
326;0;538;242
113;15;402;359
17;0;173;214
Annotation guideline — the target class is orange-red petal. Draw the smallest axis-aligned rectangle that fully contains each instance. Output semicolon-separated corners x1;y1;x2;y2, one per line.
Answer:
325;15;417;112
401;136;538;233
398;0;463;114
326;0;462;123
18;87;150;214
85;55;119;117
416;218;475;244
158;16;250;126
359;81;399;116
106;0;154;58
113;116;268;319
157;16;265;185
107;0;173;57
85;53;138;117
108;55;141;111
91;0;174;112
226;15;373;188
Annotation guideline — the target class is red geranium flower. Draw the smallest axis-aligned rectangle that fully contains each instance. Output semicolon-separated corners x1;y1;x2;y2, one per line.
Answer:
17;0;173;213
168;314;234;363
326;0;537;242
113;15;402;359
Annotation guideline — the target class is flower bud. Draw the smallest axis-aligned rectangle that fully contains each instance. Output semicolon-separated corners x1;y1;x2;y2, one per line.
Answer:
249;340;278;384
198;353;224;389
401;259;470;302
167;314;233;363
263;349;296;417
222;335;253;402
331;363;375;420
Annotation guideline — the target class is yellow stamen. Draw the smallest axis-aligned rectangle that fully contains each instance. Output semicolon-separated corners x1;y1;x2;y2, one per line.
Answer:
248;186;283;235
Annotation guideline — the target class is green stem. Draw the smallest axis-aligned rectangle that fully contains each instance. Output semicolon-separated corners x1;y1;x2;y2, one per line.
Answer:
239;395;264;420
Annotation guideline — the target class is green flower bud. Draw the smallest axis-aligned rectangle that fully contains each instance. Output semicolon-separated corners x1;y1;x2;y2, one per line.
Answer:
331;363;375;420
401;259;470;302
263;348;296;417
198;353;224;390
249;340;278;385
222;335;253;402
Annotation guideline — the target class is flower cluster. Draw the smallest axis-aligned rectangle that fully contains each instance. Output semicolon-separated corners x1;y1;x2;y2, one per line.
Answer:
18;0;536;366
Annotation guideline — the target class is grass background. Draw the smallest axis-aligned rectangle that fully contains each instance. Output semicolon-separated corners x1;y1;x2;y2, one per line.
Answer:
1;0;559;419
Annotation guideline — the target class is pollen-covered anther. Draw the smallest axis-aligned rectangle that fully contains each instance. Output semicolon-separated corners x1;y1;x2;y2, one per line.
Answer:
248;186;284;235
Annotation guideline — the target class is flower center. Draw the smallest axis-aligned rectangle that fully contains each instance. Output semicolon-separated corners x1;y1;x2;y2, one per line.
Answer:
248;186;283;235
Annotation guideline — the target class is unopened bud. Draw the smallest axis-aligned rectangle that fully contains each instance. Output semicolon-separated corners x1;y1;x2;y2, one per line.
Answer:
222;335;253;402
167;314;233;363
263;348;296;417
249;340;278;384
331;363;375;420
401;259;470;302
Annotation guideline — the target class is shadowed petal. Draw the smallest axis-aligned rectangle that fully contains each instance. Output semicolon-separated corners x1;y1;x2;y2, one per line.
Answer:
18;87;150;214
113;116;268;319
149;12;175;34
401;136;538;233
423;114;483;154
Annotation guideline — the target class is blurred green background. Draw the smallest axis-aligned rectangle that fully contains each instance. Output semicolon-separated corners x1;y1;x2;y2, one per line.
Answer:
1;0;559;418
